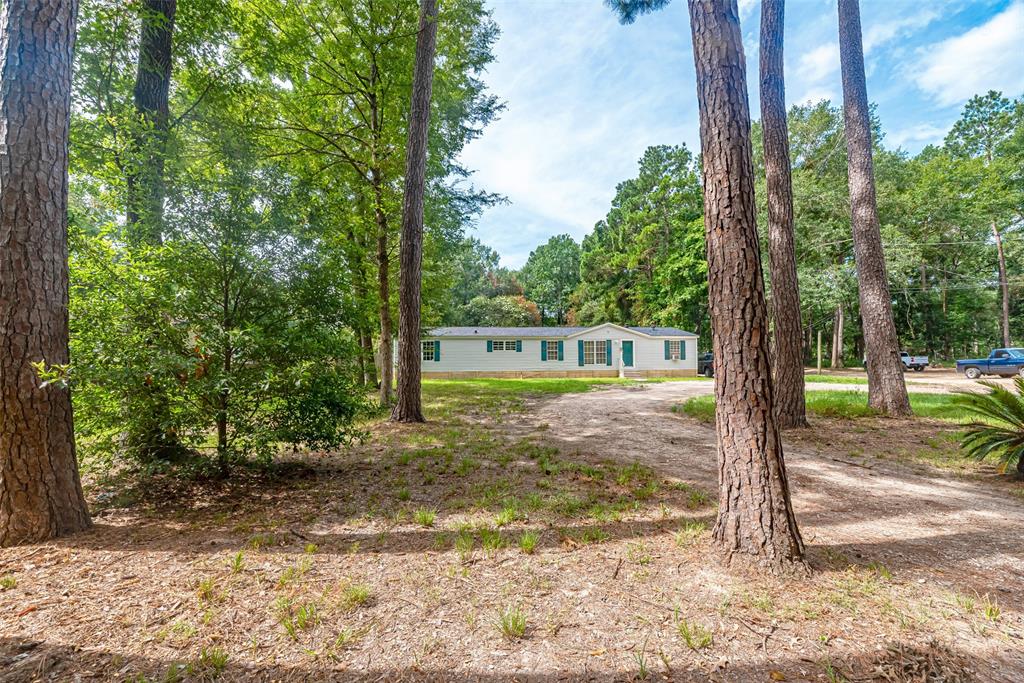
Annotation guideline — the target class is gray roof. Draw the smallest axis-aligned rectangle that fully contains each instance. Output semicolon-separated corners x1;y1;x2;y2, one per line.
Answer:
426;324;696;338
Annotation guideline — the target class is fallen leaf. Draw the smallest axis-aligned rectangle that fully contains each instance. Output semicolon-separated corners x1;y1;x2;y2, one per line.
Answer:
769;671;786;681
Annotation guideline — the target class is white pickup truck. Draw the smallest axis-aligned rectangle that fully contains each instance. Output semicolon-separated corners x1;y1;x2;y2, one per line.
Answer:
900;351;928;372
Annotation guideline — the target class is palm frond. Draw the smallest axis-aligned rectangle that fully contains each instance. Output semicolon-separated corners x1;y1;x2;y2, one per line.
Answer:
954;379;1024;473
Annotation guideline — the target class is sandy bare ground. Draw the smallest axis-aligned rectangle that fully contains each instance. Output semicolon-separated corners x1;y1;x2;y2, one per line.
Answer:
523;379;1024;676
2;378;1023;682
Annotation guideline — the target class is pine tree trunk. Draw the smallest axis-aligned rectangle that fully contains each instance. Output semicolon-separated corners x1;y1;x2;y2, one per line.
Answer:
126;0;175;244
0;0;92;546
375;189;394;406
687;0;805;574
993;220;1011;348
392;0;438;423
759;0;806;429
837;0;911;416
831;305;844;368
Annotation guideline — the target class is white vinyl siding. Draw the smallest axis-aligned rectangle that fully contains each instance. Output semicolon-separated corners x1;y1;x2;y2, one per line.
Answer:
582;340;606;365
417;324;697;375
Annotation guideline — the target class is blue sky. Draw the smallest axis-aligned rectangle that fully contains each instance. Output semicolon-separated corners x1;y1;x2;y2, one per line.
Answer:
457;0;1024;268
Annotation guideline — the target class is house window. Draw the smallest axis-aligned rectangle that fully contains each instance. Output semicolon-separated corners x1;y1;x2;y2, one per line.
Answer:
668;340;682;359
421;341;435;361
492;340;517;351
583;340;606;365
546;340;559;360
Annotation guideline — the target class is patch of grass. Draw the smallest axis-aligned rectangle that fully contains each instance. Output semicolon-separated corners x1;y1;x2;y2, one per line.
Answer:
686;489;710;508
479;527;505;553
981;594;1001;621
196;577;219;602
304;543;318;555
455;457;479;477
494;501;522;527
0;575;16;590
246;532;277;551
518;530;539;554
676;614;713;650
277;557;312;589
340;582;372;610
228;551;245;574
674;520;707;547
414;507;437;527
804;373;869;385
186;647;228;679
454;529;475;559
568;527;610;545
497;604;527;640
396;486;411;502
627;542;652;565
677;391;972;423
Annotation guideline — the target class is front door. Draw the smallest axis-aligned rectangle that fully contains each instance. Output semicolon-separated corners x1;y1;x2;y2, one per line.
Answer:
622;340;634;367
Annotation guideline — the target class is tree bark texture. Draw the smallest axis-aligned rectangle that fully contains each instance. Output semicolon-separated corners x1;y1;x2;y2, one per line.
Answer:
374;182;394;406
0;0;92;546
126;0;175;244
392;0;438;423
993;220;1011;348
837;0;911;416
759;0;806;429
687;0;805;574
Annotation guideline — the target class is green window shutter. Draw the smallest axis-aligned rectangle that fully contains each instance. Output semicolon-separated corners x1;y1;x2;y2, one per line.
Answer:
664;340;670;360
577;340;584;366
557;340;564;361
680;340;685;360
606;339;612;365
487;340;493;353
434;340;441;362
516;339;522;352
541;341;547;361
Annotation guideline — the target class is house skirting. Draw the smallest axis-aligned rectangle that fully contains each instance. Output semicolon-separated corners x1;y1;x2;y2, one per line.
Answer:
421;369;697;379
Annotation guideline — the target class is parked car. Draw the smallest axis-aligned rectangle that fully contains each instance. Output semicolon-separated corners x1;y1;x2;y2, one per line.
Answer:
900;351;929;372
697;352;713;378
956;348;1024;379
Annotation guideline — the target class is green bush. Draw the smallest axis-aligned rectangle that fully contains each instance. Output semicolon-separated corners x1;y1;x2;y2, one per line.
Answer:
67;174;369;475
955;378;1024;477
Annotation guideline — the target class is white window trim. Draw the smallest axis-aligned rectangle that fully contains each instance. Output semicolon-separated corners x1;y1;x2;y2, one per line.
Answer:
546;340;559;360
421;340;435;361
583;340;607;365
493;339;517;351
669;340;682;360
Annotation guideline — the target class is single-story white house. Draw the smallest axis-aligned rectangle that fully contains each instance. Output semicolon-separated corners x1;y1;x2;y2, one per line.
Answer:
413;323;698;379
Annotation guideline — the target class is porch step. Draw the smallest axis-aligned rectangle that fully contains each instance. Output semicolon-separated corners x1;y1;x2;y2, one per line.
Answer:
622;369;645;379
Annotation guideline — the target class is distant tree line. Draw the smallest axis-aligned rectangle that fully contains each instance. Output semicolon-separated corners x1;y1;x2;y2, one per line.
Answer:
452;91;1024;362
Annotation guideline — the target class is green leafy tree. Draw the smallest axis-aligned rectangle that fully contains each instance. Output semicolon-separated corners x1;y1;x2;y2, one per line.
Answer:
521;234;581;324
574;144;705;334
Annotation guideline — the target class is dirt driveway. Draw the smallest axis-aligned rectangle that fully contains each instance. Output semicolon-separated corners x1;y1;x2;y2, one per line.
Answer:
524;380;1024;641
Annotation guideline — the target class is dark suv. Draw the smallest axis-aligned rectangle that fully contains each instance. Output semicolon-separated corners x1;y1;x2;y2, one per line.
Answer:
697;352;713;378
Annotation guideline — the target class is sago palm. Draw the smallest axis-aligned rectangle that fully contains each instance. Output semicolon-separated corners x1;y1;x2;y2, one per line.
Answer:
956;378;1024;478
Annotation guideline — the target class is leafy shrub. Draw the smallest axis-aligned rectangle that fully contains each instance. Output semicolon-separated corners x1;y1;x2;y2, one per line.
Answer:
67;210;369;475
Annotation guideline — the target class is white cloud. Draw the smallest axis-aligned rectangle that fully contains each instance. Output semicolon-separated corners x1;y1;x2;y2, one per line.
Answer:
913;1;1024;106
886;123;948;149
459;1;694;267
797;43;839;83
738;0;758;19
863;9;939;54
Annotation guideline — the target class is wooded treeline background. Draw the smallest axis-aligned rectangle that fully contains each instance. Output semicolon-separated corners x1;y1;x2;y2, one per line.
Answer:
454;94;1024;366
62;0;1021;471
